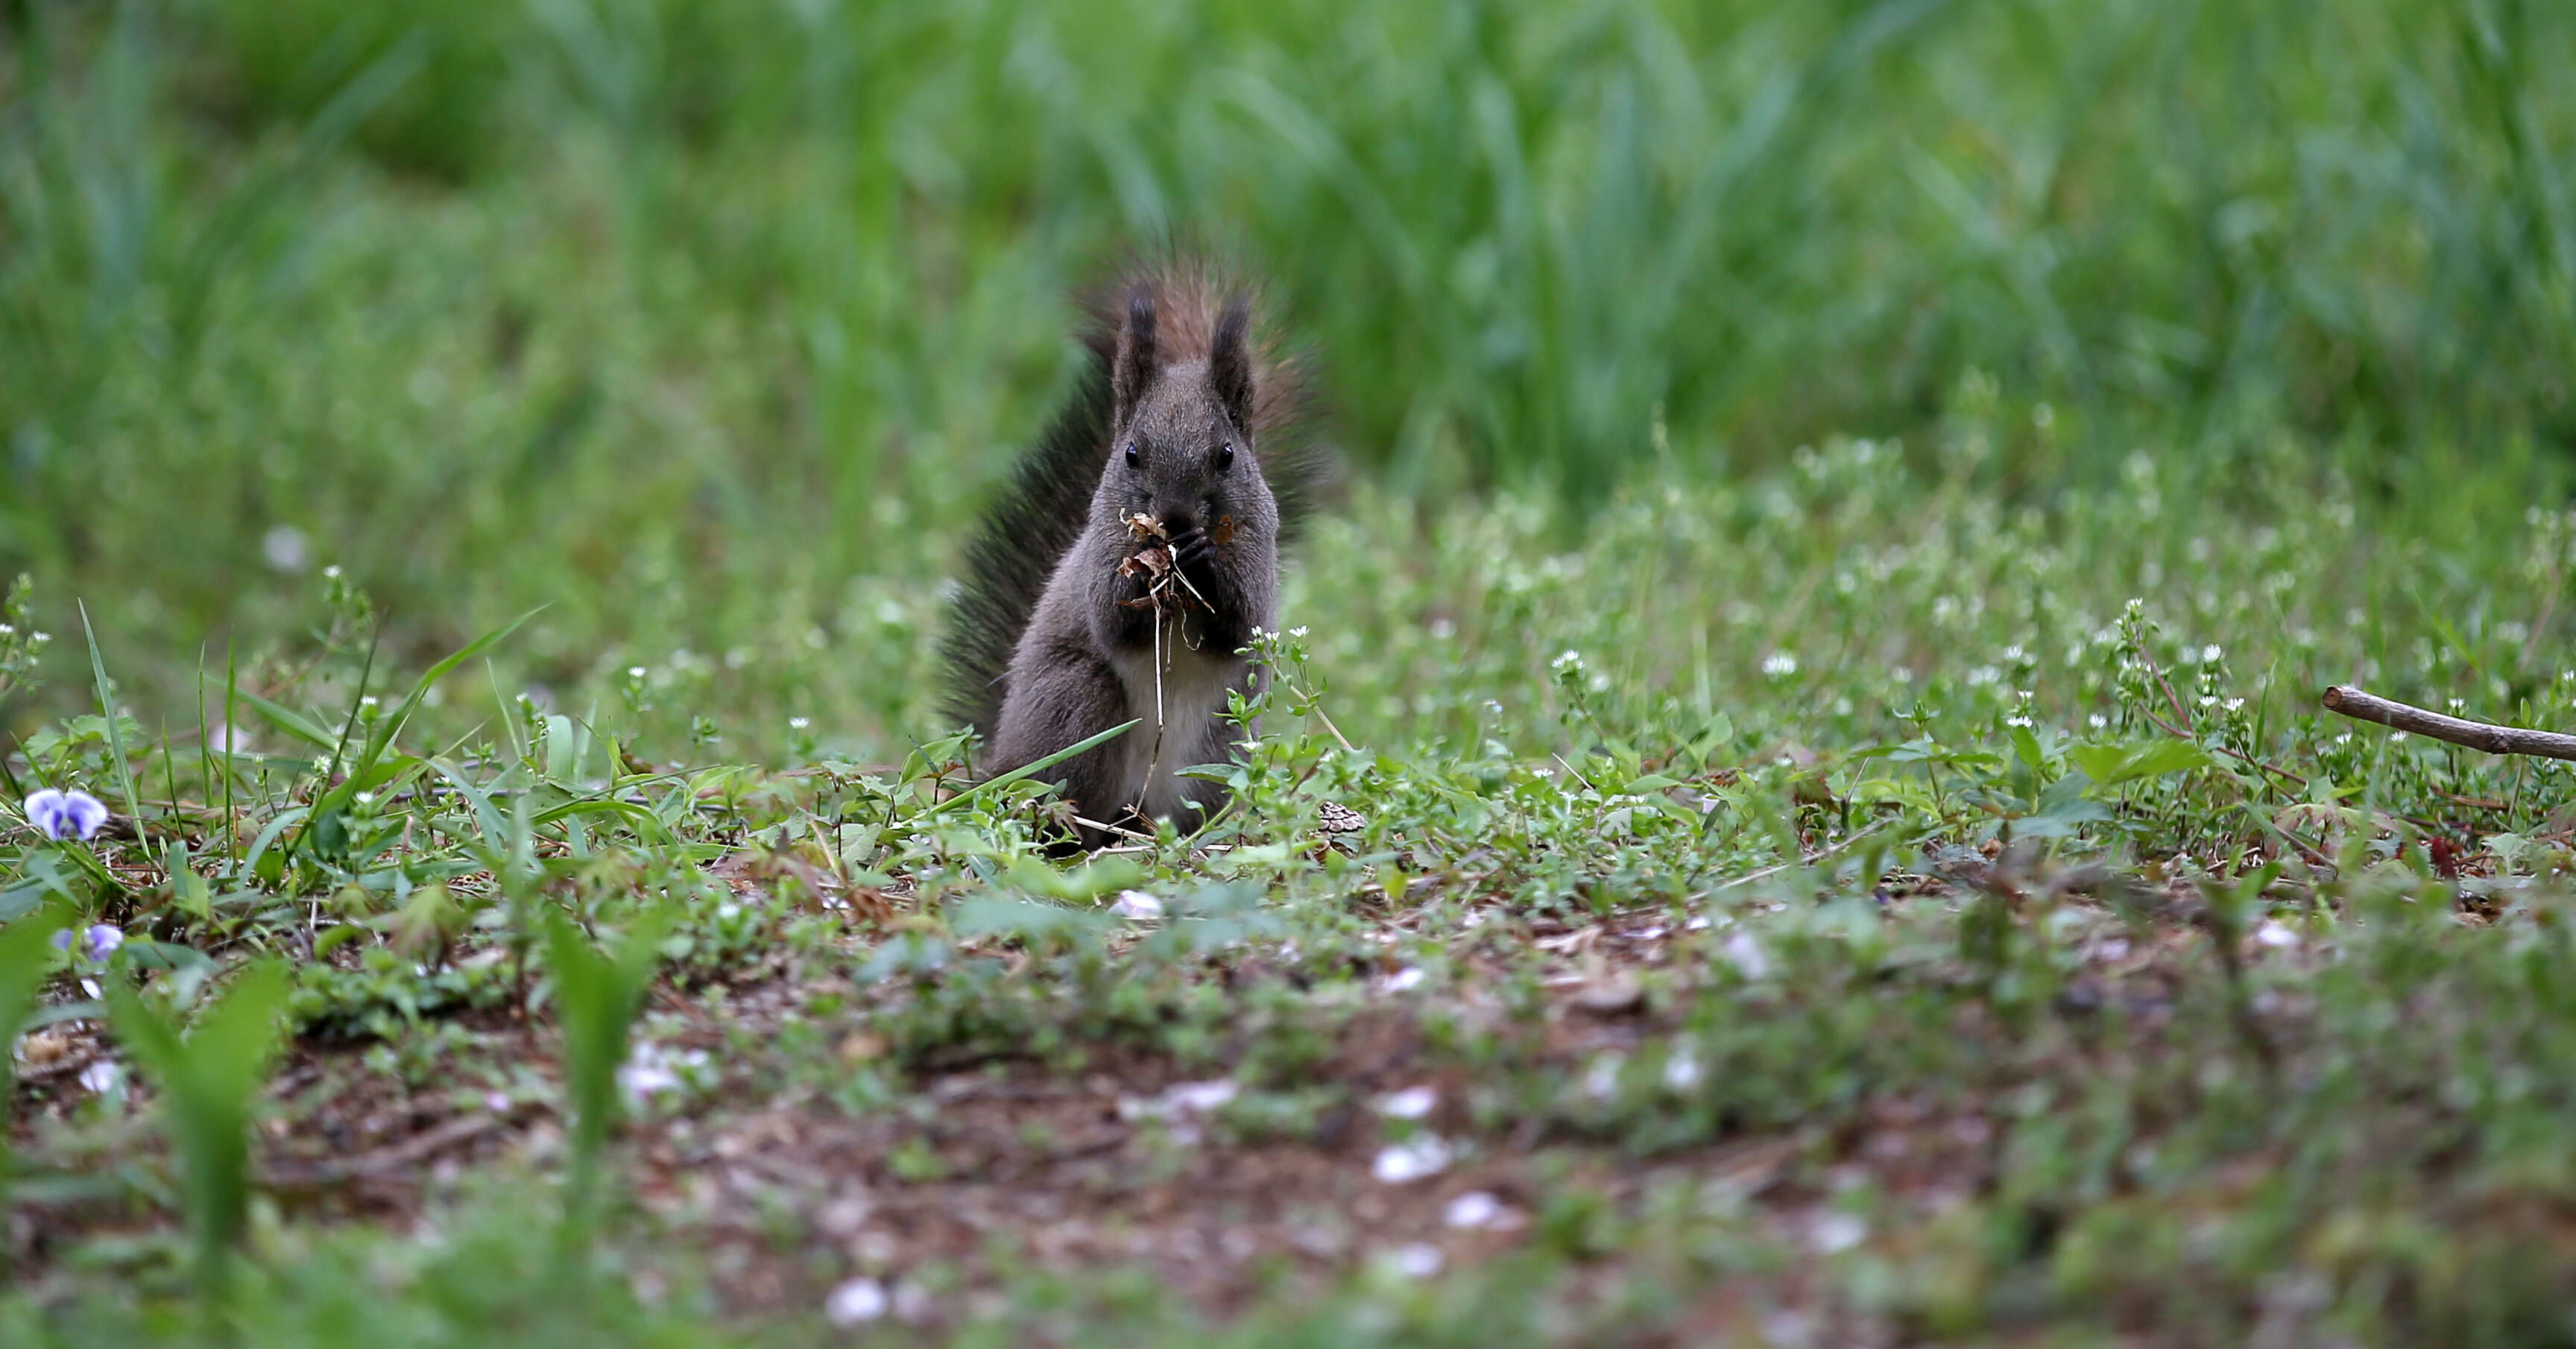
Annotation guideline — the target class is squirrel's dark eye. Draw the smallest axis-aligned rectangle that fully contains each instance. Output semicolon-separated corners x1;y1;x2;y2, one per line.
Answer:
1214;442;1236;473
1124;443;1142;470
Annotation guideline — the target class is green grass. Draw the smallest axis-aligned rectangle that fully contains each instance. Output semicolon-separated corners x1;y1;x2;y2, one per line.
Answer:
7;0;2576;1345
4;0;2575;751
7;446;2576;1344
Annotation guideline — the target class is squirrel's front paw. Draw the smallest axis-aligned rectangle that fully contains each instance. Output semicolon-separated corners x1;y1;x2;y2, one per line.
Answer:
1169;525;1216;575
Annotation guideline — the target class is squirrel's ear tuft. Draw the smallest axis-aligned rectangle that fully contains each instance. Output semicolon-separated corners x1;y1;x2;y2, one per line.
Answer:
1210;297;1254;432
1113;289;1158;426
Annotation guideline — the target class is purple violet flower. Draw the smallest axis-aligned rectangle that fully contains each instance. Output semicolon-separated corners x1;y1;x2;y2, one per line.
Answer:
49;923;124;962
23;788;108;841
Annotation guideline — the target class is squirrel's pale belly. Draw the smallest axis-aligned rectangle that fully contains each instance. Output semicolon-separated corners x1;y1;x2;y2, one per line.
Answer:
1105;641;1240;822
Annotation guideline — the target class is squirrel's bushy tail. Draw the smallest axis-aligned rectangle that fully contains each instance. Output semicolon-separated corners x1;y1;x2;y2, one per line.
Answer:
938;259;1330;741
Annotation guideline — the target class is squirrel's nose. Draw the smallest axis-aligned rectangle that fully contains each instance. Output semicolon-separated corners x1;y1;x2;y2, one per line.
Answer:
1157;502;1202;534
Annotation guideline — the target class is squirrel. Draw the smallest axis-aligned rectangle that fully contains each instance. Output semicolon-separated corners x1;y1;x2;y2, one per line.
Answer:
939;262;1327;845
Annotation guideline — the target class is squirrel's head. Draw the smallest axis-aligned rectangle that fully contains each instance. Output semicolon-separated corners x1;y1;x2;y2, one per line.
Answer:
1105;288;1269;537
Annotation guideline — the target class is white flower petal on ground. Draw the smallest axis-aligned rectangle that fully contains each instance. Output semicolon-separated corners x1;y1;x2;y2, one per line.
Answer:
1810;1210;1868;1254
1723;931;1772;980
824;1276;888;1327
1377;1085;1436;1119
616;1043;705;1110
1162;1078;1237;1113
1119;1078;1237;1123
1663;1047;1703;1091
1371;1135;1451;1184
1386;1242;1444;1278
78;1060;121;1095
1442;1191;1503;1229
1108;891;1164;920
2254;920;2299;949
1381;965;1427;992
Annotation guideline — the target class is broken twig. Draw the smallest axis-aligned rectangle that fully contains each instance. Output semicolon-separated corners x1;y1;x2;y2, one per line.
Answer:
2320;685;2576;762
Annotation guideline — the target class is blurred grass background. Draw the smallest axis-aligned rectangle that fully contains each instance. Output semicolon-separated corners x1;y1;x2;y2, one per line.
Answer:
2;0;2572;756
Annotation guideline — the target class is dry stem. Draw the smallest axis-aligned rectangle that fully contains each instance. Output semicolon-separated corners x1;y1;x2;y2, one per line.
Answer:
2320;685;2576;762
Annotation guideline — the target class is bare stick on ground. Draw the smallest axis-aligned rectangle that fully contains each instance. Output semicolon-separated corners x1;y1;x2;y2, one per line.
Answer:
2320;685;2576;762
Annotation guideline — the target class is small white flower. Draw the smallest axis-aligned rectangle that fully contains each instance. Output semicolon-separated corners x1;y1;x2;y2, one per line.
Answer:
1761;651;1799;677
79;1060;121;1095
1662;1047;1703;1091
1381;966;1426;993
261;526;310;573
824;1276;888;1326
1161;1079;1238;1114
616;1043;705;1109
1444;1191;1503;1229
1386;1242;1444;1278
2201;645;2223;663
627;666;648;679
1371;1136;1451;1184
1289;626;1309;639
1723;932;1771;980
1582;1054;1623;1102
789;717;811;730
2254;920;2299;950
1811;1211;1868;1254
1108;891;1164;920
1378;1085;1437;1119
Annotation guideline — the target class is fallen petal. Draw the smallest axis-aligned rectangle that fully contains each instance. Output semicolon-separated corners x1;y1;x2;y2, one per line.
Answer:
1443;1190;1503;1229
1371;1135;1451;1184
1386;1242;1444;1278
1109;891;1164;920
1377;1084;1437;1119
824;1276;888;1326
